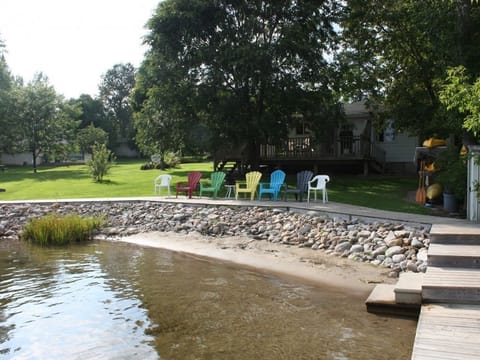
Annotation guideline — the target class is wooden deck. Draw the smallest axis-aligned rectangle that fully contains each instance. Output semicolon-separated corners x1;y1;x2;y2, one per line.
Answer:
411;303;480;359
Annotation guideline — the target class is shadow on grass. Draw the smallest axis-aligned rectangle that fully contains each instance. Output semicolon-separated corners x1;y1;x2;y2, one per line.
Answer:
0;169;90;183
168;169;207;178
96;179;120;185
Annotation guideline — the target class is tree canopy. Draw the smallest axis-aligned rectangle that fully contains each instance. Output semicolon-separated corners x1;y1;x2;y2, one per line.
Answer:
15;74;80;171
440;66;480;136
133;0;343;166
98;63;136;149
337;0;480;141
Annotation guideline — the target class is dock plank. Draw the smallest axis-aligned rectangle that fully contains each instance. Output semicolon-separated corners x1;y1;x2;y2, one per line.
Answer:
428;243;480;257
412;303;480;360
423;267;480;287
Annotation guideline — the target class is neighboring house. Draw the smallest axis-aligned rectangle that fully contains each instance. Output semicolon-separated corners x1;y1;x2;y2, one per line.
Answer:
0;152;89;166
0;152;40;166
215;100;419;175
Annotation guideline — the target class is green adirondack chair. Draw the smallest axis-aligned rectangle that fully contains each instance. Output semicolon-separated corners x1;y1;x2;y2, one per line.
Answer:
199;171;226;198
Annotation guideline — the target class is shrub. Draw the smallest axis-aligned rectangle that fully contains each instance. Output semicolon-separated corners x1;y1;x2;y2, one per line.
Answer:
163;151;181;168
140;162;155;170
140;152;181;170
88;143;116;182
21;213;106;246
434;147;467;201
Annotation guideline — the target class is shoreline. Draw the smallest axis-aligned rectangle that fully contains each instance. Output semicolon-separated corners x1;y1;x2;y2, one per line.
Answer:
112;230;397;297
1;201;432;297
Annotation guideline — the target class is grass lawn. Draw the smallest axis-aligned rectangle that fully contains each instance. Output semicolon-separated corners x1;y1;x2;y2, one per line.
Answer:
0;160;429;215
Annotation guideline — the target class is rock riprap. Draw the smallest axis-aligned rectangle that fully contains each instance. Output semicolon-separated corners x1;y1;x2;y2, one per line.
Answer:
0;201;430;275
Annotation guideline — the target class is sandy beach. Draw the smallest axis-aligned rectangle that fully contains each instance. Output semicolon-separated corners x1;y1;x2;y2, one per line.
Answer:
115;231;396;297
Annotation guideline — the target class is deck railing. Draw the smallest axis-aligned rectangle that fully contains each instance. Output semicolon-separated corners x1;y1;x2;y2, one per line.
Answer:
260;135;373;160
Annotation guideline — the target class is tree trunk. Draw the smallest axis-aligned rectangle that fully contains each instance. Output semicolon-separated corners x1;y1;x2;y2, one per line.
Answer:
246;140;260;171
32;147;37;173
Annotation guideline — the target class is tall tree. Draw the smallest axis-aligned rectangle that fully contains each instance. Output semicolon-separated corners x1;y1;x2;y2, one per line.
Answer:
133;0;342;167
71;94;109;131
338;0;480;141
16;73;80;172
77;124;109;155
98;63;136;150
0;39;22;156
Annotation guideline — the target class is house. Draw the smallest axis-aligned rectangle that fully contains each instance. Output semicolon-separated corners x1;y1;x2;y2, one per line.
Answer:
215;100;419;175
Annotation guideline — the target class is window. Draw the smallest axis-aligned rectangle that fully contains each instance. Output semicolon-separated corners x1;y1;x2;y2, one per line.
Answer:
379;120;395;142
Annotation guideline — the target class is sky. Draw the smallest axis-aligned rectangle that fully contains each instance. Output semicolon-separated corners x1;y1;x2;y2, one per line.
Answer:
0;0;160;99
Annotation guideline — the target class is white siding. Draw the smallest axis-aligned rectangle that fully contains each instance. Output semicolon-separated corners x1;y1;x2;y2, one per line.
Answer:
1;152;42;166
378;132;418;163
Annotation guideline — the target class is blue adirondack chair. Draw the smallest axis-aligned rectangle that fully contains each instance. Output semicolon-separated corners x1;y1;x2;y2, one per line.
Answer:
258;170;286;201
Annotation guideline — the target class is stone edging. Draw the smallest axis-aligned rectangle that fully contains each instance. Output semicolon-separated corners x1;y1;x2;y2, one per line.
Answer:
0;200;431;277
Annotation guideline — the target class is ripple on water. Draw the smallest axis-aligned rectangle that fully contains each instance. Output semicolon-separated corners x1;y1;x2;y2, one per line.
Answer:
0;240;416;359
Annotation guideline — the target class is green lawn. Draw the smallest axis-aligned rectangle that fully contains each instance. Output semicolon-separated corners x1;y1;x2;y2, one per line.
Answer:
0;160;429;215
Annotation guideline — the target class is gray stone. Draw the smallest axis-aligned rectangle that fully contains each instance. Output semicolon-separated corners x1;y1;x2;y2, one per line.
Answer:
335;241;352;252
349;244;364;254
411;238;424;248
385;246;403;258
372;246;387;257
392;254;406;263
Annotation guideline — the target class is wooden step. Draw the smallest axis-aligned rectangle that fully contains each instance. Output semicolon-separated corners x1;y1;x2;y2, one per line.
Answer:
365;284;420;317
430;223;480;245
422;266;480;303
412;303;480;359
427;243;480;268
394;272;423;304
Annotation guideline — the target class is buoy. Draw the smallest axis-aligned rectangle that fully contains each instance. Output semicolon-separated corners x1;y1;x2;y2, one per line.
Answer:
426;183;443;200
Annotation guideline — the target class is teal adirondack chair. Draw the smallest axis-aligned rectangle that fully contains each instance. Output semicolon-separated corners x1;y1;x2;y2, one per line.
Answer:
258;170;286;201
199;171;226;198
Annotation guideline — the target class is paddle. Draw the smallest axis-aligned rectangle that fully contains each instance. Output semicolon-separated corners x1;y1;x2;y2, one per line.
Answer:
416;161;426;204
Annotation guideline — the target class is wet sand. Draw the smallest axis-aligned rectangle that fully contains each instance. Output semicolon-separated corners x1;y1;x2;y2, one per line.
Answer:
114;231;396;297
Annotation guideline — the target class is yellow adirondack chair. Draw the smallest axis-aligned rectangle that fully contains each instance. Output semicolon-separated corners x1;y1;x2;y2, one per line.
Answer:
235;171;262;201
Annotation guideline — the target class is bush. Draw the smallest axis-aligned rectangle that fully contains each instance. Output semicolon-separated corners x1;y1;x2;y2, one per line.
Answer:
88;143;116;181
434;147;467;201
140;152;181;170
140;162;155;170
163;151;181;168
21;213;106;246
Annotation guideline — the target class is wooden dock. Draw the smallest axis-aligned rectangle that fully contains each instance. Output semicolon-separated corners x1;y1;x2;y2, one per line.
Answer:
411;223;480;359
411;303;480;359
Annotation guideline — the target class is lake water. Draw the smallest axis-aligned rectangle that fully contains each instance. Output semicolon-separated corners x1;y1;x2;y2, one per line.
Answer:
0;239;417;359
